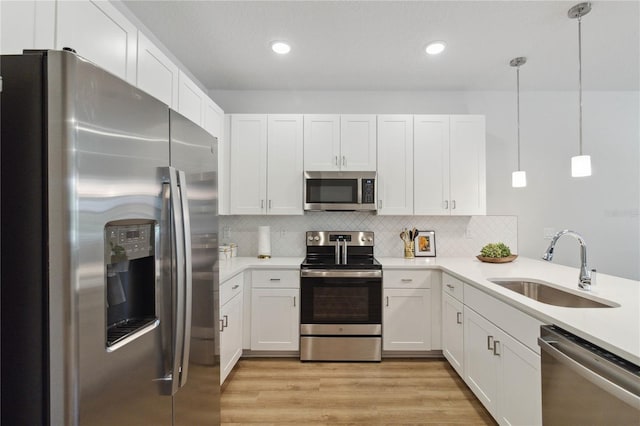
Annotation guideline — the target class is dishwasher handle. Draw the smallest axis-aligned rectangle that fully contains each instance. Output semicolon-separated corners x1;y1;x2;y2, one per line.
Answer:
538;337;640;409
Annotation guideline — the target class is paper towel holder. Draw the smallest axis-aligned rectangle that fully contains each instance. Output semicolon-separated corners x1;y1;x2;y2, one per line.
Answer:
257;225;272;259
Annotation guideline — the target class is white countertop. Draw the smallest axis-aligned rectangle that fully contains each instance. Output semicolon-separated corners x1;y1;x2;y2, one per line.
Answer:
219;255;640;365
219;256;303;282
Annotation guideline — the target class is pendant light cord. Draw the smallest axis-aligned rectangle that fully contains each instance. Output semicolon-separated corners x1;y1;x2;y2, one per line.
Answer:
578;15;583;155
516;65;521;170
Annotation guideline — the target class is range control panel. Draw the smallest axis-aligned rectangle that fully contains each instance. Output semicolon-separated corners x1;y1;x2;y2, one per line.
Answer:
106;223;154;261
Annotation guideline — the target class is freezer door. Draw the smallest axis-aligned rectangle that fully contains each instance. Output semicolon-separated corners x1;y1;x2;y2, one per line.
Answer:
48;51;173;425
169;110;220;425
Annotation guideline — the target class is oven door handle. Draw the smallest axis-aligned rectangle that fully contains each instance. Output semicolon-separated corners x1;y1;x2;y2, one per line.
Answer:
300;269;382;278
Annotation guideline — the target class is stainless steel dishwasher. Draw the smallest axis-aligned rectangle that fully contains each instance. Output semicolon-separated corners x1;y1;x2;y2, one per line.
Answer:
539;325;640;425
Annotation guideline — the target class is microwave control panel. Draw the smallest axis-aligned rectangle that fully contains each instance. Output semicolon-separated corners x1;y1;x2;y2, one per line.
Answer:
362;179;375;204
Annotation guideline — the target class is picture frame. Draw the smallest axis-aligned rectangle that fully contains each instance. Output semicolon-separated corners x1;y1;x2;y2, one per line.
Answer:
414;230;436;257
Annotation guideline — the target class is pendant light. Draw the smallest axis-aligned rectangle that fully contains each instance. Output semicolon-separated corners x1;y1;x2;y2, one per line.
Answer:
569;2;592;177
510;56;527;188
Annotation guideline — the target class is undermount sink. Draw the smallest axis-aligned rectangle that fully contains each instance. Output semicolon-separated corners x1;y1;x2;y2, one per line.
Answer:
488;279;619;308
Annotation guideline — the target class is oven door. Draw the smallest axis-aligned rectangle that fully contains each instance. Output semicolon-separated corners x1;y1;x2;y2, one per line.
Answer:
300;269;382;334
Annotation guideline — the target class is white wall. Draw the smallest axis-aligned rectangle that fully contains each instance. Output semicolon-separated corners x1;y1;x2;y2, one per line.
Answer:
212;89;640;280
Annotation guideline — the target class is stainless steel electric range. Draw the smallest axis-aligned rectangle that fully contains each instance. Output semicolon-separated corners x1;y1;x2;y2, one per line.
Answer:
300;231;382;361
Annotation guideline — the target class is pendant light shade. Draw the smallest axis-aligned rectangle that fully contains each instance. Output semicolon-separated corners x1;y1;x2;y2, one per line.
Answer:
569;2;592;177
512;171;527;188
510;56;527;188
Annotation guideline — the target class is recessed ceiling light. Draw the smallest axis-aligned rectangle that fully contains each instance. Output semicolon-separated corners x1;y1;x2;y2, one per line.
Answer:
425;41;446;55
271;41;291;55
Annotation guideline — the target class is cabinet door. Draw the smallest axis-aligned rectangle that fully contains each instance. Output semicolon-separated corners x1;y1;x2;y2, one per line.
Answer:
340;115;377;171
136;31;179;108
383;288;431;351
377;115;413;215
442;292;464;377
449;115;486;215
230;115;267;214
251;288;300;351
220;291;243;384
303;115;340;171
57;0;137;84
464;306;500;418
267;115;304;215
414;115;451;215
497;331;542;426
203;98;224;139
178;70;205;126
1;0;55;54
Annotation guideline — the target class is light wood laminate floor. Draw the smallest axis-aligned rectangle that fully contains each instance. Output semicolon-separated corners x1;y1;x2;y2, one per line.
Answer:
221;358;496;425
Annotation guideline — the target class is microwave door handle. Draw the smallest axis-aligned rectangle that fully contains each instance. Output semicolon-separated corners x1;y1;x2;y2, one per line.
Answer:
177;170;192;388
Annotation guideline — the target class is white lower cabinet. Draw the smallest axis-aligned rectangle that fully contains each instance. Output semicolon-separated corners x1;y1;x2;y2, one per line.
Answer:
463;305;542;426
442;292;464;376
250;269;300;351
383;269;432;351
383;288;431;351
220;273;244;384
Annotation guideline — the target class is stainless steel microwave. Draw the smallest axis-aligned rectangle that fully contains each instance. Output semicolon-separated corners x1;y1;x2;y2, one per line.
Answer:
304;171;376;211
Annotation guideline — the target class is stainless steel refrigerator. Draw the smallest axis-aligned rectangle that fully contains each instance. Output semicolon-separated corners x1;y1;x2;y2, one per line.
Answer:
1;50;220;425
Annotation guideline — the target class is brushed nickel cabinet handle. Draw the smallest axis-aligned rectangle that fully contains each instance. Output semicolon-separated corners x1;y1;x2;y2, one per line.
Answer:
385;296;389;307
446;284;454;290
232;284;239;290
270;278;281;282
487;335;494;351
219;319;224;332
456;312;463;324
223;315;228;328
401;279;413;283
452;200;456;210
293;296;296;307
493;340;501;356
444;200;449;210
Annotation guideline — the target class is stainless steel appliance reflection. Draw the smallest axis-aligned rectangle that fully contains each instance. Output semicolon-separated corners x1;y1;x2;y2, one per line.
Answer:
1;50;219;425
300;231;382;361
539;325;640;425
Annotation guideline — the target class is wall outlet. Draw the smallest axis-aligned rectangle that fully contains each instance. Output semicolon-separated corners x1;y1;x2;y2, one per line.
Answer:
222;226;231;241
465;226;473;239
543;227;555;240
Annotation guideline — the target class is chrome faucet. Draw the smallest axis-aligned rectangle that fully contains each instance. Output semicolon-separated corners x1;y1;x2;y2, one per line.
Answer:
542;230;591;291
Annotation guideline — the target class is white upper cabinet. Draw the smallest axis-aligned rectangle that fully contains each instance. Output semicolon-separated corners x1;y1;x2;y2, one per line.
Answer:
229;114;303;215
377;115;414;215
414;115;486;216
449;115;486;215
340;115;377;171
303;115;376;171
303;115;341;171
266;115;304;215
1;1;55;54
203;98;224;139
136;31;179;109
230;115;268;215
57;0;137;85
178;70;206;126
414;115;451;215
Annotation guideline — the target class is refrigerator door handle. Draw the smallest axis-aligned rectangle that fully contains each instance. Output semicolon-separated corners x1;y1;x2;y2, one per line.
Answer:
167;166;186;396
177;169;192;388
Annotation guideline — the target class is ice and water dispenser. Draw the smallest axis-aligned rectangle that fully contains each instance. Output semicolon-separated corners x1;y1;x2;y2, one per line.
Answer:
105;221;157;348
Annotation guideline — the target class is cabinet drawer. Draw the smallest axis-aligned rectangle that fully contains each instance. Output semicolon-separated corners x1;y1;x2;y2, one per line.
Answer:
442;273;464;301
464;284;543;353
221;272;243;305
384;270;431;288
251;269;299;288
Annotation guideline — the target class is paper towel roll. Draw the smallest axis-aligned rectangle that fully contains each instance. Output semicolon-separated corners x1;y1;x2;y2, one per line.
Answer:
258;226;271;258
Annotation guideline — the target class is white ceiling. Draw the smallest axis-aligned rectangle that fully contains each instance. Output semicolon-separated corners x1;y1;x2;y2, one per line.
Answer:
122;1;639;91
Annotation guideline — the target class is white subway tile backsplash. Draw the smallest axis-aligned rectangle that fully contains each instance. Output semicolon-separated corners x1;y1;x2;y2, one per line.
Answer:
219;213;517;259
